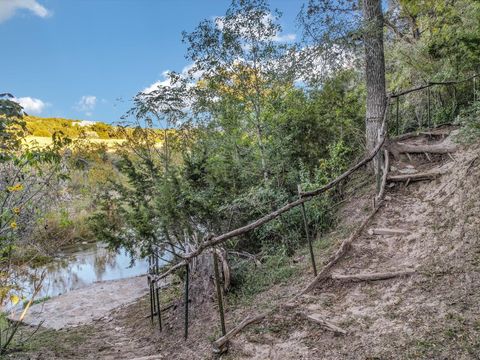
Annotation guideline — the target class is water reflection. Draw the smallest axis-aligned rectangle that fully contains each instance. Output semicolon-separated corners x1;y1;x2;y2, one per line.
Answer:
26;242;149;299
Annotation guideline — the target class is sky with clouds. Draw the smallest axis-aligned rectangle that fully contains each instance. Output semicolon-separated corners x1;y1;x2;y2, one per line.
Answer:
0;0;300;123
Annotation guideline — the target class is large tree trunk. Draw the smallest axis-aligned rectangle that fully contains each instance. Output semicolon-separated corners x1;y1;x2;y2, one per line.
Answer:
363;0;387;156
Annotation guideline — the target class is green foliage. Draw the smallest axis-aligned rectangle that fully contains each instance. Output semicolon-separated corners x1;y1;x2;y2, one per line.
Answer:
230;246;297;303
454;101;480;143
0;98;27;161
387;0;480;88
0;98;72;354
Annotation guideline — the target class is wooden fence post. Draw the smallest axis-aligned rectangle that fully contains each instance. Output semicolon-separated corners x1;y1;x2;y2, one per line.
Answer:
298;185;317;277
148;254;155;324
212;250;227;337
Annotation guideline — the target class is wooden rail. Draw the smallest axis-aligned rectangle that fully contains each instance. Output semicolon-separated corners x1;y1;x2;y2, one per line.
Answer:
152;97;391;283
152;73;478;282
147;72;478;348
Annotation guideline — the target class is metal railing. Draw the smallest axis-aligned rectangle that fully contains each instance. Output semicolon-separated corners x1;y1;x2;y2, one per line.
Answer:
390;74;478;135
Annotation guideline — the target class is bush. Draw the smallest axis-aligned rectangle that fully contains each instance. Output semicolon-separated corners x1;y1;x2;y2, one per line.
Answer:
454;101;480;143
34;208;95;252
229;246;298;304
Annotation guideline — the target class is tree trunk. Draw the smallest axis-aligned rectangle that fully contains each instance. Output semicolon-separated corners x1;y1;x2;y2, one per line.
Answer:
363;0;386;158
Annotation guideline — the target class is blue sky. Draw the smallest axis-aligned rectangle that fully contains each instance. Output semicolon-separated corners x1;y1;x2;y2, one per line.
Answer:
0;0;301;123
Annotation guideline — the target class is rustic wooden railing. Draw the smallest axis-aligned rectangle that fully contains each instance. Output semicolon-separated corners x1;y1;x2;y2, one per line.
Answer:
146;73;478;352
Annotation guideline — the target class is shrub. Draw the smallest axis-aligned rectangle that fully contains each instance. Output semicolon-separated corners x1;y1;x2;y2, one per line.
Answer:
454;101;480;143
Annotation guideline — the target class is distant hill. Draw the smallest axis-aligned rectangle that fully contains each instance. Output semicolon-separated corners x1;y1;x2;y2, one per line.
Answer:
25;116;122;139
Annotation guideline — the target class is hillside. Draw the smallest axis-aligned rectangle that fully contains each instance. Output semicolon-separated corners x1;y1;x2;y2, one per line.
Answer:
24;116;121;139
22;116;173;148
13;127;480;359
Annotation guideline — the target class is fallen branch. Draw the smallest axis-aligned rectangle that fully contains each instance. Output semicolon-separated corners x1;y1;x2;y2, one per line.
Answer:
367;228;410;236
331;269;415;282
299;312;347;335
387;171;442;183
212;314;266;353
152;98;392;285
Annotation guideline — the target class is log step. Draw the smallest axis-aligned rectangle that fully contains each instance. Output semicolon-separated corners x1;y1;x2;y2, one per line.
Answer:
367;228;410;236
387;170;442;182
331;269;415;282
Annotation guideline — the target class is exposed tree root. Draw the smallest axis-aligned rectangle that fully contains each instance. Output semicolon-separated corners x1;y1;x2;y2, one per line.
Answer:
388;131;457;160
367;228;410;236
212;314;266;353
285;202;384;306
331;269;415;282
298;312;347;335
375;149;389;204
387;170;442;183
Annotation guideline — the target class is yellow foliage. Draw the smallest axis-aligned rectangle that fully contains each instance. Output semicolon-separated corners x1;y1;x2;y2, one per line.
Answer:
7;184;24;192
10;294;20;306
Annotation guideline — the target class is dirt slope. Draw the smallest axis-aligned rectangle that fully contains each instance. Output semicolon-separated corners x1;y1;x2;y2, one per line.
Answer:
11;130;480;359
229;130;480;359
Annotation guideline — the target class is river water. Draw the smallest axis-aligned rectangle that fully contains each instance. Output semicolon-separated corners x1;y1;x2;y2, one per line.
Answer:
25;242;150;299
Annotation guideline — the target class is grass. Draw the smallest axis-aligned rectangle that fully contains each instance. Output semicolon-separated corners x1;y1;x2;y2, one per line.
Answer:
0;313;88;356
23;296;51;307
10;325;92;356
11;247;53;268
229;223;341;307
229;248;299;305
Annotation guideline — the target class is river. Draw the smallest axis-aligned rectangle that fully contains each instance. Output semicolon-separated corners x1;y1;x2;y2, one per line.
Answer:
23;241;150;299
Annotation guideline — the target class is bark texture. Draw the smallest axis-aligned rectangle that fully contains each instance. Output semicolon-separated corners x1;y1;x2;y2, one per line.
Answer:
363;0;387;155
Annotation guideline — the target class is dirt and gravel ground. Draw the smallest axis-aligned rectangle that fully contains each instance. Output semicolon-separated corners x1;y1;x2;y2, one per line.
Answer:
12;276;149;330
8;130;480;359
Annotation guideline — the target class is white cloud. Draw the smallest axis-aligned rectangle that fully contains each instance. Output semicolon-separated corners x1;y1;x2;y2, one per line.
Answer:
75;95;97;116
0;0;51;23
143;64;202;94
143;71;172;93
15;96;47;114
272;33;296;42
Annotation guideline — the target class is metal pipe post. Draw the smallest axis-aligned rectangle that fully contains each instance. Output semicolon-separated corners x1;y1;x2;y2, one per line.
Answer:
212;250;227;336
298;185;317;277
184;263;190;340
